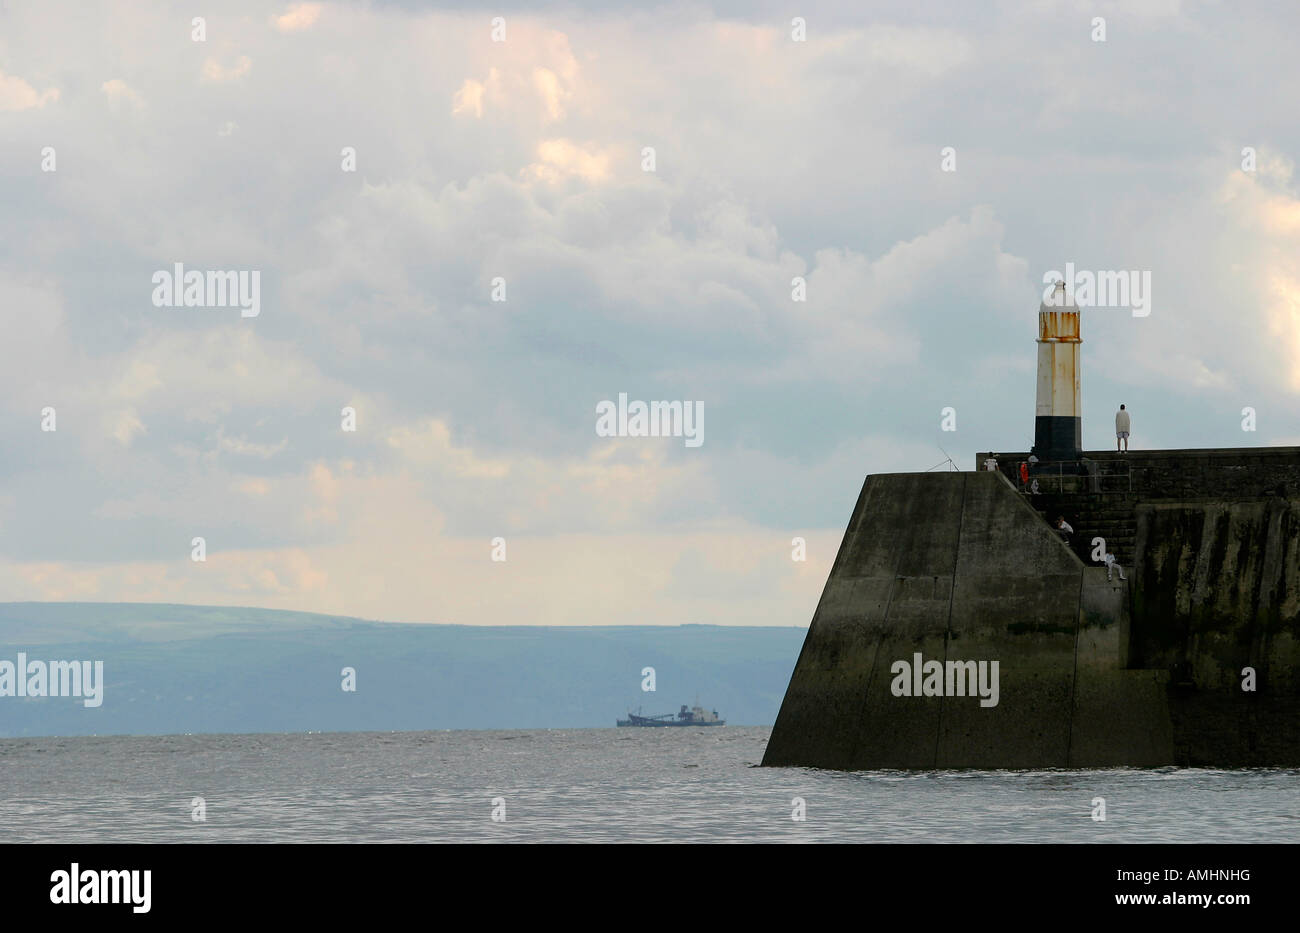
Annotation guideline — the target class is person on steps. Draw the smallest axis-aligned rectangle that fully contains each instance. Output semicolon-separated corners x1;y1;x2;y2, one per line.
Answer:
1055;516;1073;542
1105;551;1126;582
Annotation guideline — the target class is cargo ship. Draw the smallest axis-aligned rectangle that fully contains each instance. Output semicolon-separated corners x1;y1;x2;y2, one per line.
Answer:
617;703;725;727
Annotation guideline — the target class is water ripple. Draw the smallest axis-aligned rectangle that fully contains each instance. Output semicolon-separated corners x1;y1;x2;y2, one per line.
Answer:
0;728;1295;843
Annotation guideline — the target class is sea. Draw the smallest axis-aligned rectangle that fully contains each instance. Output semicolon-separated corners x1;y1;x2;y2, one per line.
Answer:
1;727;1296;843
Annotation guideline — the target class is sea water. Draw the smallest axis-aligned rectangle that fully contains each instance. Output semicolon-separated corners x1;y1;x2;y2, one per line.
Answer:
0;727;1295;843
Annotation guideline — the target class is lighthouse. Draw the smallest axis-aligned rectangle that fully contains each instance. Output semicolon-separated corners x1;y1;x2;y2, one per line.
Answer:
1031;281;1082;461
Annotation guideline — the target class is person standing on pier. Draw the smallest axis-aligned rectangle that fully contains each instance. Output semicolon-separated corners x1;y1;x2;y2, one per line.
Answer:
1115;404;1131;452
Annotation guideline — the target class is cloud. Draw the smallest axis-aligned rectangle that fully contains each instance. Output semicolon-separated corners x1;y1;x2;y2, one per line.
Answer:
202;55;252;82
106;409;146;446
0;524;834;627
527;138;614;183
4;1;1300;624
532;67;570;121
1217;158;1300;392
274;3;322;32
387;420;510;477
101;78;144;110
452;77;486;118
216;428;289;459
0;69;58;110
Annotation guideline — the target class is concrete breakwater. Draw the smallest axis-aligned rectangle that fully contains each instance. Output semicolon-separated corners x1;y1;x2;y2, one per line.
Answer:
762;449;1300;769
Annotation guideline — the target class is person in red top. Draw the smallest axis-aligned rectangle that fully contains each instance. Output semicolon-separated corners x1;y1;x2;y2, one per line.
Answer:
1019;461;1030;487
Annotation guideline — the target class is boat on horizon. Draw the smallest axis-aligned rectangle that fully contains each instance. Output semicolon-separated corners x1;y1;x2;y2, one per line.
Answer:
617;703;725;727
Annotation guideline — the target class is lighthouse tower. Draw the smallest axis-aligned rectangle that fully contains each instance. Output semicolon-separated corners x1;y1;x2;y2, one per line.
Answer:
1031;281;1082;461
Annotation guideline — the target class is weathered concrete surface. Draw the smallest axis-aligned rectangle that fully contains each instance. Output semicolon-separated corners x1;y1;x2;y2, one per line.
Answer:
764;455;1300;769
1069;574;1174;766
766;473;954;769
1132;499;1300;765
764;471;1147;769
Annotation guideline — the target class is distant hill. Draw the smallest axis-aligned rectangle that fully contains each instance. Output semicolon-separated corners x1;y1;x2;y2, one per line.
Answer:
0;603;806;737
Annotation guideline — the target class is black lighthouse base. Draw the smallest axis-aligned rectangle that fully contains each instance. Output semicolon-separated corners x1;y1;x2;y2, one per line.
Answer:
1032;415;1082;462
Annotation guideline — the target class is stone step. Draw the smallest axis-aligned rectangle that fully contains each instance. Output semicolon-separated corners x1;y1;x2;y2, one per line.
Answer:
1032;500;1136;565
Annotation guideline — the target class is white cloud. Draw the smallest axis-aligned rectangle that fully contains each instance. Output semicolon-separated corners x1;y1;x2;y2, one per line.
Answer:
3;1;1300;624
101;78;144;110
527;138;614;183
216;428;289;459
274;2;322;32
106;409;146;446
532;66;570;121
452;78;486;118
202;55;252;82
0;69;58;110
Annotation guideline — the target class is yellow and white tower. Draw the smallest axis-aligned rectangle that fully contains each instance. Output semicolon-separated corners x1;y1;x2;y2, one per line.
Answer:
1031;281;1082;461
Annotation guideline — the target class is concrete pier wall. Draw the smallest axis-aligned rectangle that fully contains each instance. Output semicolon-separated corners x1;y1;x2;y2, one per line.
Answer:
764;453;1300;769
981;446;1300;499
1132;499;1300;765
763;471;1166;769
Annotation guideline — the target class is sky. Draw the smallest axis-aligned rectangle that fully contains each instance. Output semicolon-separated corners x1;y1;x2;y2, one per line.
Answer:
3;0;1300;625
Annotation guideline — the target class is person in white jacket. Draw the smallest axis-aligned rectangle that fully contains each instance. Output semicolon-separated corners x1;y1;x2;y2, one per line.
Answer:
1055;516;1073;542
1105;552;1126;582
1115;404;1131;452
